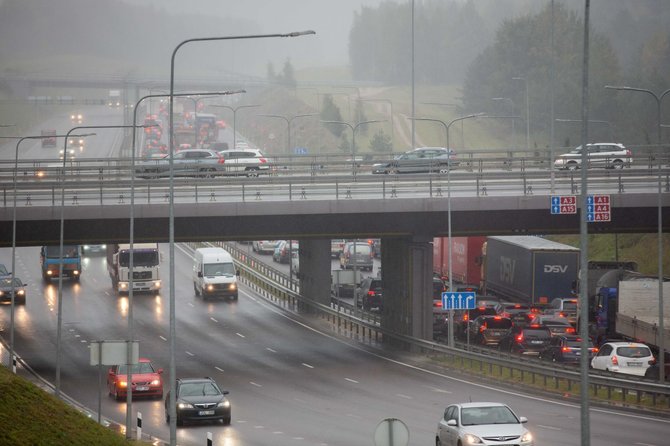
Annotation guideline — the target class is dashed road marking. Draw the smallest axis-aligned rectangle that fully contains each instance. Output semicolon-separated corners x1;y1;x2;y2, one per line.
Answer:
302;363;314;369
537;425;562;431
159;336;167;341
215;366;224;373
266;347;277;353
185;351;194;357
236;333;245;338
210;317;218;323
250;381;262;387
344;378;358;384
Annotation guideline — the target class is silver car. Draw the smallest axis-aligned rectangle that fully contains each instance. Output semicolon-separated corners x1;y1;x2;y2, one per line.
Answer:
553;143;632;170
436;402;533;446
372;147;457;174
135;149;225;178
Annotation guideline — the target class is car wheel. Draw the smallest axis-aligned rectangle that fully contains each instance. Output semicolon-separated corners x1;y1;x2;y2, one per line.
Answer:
389;166;399;174
222;416;231;425
567;161;579;170
435;437;442;446
114;387;122;401
245;167;259;177
165;411;170;424
176;416;183;427
438;165;450;174
611;160;624;169
194;283;200;296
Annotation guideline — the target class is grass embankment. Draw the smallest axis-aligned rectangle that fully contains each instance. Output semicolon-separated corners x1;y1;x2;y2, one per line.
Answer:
0;365;145;446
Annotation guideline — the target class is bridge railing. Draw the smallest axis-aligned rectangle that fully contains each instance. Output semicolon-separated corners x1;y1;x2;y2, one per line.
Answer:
187;240;670;412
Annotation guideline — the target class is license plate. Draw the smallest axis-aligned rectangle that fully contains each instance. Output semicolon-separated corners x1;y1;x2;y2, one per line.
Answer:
627;362;642;367
136;386;148;391
531;340;543;344
199;410;215;416
135;282;147;287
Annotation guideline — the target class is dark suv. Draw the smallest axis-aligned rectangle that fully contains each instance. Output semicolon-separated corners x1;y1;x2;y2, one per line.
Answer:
468;315;513;346
539;335;597;363
498;324;552;355
356;277;382;311
165;377;231;426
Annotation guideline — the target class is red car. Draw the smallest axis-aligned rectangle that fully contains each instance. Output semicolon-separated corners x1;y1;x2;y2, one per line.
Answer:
107;358;164;400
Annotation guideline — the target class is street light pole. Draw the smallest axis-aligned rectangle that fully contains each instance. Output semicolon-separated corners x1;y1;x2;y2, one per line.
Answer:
211;104;261;151
357;98;394;149
321;119;386;176
409;114;482;348
168;29;315;446
513;77;530;150
258;113;318;155
604;85;670;145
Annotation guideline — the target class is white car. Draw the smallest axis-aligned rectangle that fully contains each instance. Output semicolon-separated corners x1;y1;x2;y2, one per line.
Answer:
436;402;533;446
590;341;655;376
553;143;632;170
218;148;272;177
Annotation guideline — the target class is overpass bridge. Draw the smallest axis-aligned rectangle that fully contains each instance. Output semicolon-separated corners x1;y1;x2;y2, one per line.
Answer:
2;159;667;342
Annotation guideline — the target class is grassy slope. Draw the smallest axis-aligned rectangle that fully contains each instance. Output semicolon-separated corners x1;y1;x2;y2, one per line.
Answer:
0;365;144;446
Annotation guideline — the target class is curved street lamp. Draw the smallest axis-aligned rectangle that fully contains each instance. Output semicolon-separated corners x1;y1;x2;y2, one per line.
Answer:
357;98;394;149
258;113;318;155
167;29;315;445
320;119;386;176
409;114;483;348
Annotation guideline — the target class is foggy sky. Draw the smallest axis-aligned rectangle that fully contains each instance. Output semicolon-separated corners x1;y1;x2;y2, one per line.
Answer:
124;0;387;67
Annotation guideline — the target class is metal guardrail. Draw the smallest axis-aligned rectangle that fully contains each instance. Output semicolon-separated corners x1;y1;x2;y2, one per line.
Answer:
190;240;670;413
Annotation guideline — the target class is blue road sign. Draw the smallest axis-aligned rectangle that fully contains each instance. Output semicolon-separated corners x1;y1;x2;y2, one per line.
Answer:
442;292;477;310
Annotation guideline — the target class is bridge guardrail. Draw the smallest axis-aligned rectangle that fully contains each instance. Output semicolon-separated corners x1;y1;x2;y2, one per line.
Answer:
188;240;670;413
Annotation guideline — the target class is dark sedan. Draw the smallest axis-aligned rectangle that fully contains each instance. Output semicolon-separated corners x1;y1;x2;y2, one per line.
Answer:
0;277;26;305
539;335;597;363
498;325;552;355
165;377;231;426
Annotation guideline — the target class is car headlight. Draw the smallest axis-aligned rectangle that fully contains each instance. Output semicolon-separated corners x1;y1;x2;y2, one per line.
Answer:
229;283;236;290
218;400;230;408
206;284;214;291
119;282;128;290
463;434;484;444
177;402;194;409
150;379;161;386
154;281;161;288
17;290;25;296
521;431;533;442
119;381;127;388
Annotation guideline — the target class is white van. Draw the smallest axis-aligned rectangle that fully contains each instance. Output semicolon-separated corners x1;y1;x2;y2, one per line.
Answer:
193;247;239;300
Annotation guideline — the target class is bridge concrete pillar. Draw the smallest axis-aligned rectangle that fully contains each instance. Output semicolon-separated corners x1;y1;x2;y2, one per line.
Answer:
381;236;433;343
298;239;331;307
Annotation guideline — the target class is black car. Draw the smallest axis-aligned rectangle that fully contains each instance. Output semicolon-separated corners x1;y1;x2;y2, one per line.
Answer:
539;334;597;363
495;302;533;328
165;377;231;426
356;277;382;311
498;325;552;355
372;147;457;174
467;315;513;346
455;305;498;340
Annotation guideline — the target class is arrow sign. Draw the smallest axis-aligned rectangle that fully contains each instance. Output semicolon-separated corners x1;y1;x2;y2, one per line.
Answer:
442;292;476;310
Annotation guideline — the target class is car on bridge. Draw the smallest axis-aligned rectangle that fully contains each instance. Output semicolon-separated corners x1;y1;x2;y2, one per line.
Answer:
135;148;225;178
218;148;272;177
372;147;457;174
252;240;278;254
553;143;632;170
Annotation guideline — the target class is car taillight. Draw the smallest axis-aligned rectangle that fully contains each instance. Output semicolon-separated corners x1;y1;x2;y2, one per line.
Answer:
259;157;267;163
367;291;375;297
625;149;631;156
463;314;469;321
479;326;486;333
516;333;523;342
592;347;599;353
562;347;570;352
611;355;618;365
218;158;225;164
566;327;576;334
434;301;443;308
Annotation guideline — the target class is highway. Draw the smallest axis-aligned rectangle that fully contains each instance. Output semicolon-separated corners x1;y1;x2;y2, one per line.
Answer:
1;243;668;446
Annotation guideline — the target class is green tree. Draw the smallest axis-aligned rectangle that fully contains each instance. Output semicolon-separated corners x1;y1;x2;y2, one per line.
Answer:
369;128;393;153
280;58;297;88
266;62;276;83
338;133;351;154
320;94;344;138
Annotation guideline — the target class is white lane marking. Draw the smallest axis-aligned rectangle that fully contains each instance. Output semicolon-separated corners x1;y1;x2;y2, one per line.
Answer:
302;363;314;369
210;317;218;323
236;333;245;338
635;443;657;446
266;347;277;353
74;334;80;338
396;394;412;399
426;386;452;394
185;351;194;357
294;398;306;404
344;378;359;384
215;366;224;373
159;336;167;341
250;381;262;387
273;431;284;435
292;437;305;440
254;425;265;429
188;302;194;307
537;424;562;431
80;340;87;343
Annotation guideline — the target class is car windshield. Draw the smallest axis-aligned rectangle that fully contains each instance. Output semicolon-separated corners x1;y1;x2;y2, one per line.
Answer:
0;277;22;288
204;263;236;276
118;362;155;374
180;382;221;397
369;280;382;291
618;346;652;358
566;340;593;348
44;245;79;258
484;318;512;329
0;264;8;275
461;406;519;426
562;301;578;310
523;328;550;338
349;244;371;255
119;250;159;267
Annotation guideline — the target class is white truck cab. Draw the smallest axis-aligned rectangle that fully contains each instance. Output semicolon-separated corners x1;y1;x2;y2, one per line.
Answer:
193;247;239;300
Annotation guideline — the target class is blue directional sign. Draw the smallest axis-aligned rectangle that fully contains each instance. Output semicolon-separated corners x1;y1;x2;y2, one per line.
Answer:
441;291;477;310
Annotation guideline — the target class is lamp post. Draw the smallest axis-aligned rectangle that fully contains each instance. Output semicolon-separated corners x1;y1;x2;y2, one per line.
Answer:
211;104;261;151
320;119;386;176
554;118;613;142
357;98;394;150
168;30;315;445
125;90;241;437
0;133;86;376
603;88;669;383
258;113;318;155
409;114;482;348
512;77;530;150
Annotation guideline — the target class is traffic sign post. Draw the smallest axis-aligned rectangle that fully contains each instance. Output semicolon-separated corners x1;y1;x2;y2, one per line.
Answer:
551;195;577;214
441;292;476;310
587;194;610;222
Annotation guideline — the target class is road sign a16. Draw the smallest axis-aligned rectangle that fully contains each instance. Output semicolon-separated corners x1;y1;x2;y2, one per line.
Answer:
442;292;476;310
